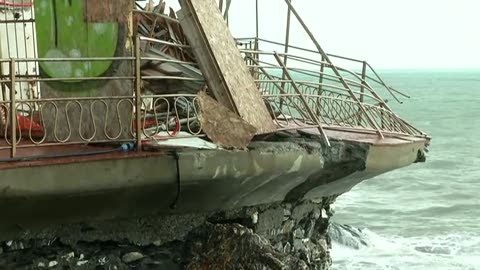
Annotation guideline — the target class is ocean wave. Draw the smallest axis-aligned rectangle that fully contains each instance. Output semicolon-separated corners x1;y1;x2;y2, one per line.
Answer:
330;223;480;270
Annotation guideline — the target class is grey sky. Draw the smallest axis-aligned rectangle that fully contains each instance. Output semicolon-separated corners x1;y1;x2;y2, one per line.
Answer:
151;0;479;69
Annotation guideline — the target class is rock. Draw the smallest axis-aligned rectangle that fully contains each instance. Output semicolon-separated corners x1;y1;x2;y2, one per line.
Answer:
282;219;295;234
251;211;258;224
122;252;145;263
186;223;308;269
61;252;74;262
77;260;88;266
293;228;305;239
48;261;58;268
98;256;107;265
321;209;328;219
274;241;283;251
293;238;305;252
312;207;321;220
283;242;292;253
305;219;316;239
0;200;334;270
5;240;25;251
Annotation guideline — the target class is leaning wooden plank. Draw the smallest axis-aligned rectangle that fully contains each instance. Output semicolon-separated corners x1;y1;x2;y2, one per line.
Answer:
178;0;276;134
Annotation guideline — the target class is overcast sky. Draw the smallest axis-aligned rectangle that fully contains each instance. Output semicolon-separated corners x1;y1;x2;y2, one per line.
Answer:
149;0;479;69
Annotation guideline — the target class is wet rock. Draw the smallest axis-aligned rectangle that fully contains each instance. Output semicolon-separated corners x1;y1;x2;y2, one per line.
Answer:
251;211;259;224
48;260;58;268
5;240;25;251
98;256;108;265
293;228;305;239
122;251;145;263
185;223;308;269
0;200;335;269
328;223;369;250
61;252;74;262
282;219;296;235
76;260;88;266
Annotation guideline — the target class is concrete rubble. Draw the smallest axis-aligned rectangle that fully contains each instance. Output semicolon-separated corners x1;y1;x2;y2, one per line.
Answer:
0;199;337;269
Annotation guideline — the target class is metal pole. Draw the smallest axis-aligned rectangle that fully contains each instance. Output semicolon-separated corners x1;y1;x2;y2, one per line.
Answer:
135;37;143;153
319;56;325;94
360;61;367;103
357;61;367;125
255;0;259;51
282;0;384;139
224;0;232;24
9;59;16;158
253;0;260;79
274;53;330;146
280;0;292;109
281;0;292;90
316;56;325;115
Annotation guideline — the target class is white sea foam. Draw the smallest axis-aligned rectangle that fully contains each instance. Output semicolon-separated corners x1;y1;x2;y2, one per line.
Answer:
331;227;480;270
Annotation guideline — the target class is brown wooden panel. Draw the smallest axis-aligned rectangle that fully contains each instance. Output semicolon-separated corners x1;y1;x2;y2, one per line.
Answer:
85;0;133;22
178;0;276;134
197;91;256;149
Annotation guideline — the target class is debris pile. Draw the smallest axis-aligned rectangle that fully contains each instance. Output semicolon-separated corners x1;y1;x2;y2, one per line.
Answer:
0;200;335;270
135;1;203;96
134;0;276;149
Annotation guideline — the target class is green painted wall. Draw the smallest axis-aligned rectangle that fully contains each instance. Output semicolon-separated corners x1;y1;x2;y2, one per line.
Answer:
35;0;119;80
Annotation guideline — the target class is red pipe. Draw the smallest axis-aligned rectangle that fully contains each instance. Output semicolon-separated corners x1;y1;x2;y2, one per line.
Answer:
0;1;34;8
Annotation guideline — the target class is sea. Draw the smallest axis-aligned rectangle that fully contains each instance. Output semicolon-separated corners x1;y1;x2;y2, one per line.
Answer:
329;70;480;270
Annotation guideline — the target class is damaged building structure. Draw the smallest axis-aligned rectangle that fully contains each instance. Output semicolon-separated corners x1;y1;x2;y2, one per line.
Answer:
0;0;430;269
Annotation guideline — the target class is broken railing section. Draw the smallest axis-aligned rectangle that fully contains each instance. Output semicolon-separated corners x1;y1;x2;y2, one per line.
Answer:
241;50;425;137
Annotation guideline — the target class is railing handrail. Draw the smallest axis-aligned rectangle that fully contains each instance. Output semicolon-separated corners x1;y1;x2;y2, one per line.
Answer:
242;53;388;105
236;36;408;103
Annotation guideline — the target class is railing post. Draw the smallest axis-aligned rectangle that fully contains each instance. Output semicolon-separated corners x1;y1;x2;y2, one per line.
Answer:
9;59;16;158
135;37;143;153
254;0;260;74
360;61;366;102
317;56;325;115
319;56;325;95
280;0;292;109
358;61;367;125
255;0;259;52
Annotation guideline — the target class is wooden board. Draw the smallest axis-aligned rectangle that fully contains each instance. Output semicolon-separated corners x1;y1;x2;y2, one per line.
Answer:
85;0;133;22
197;92;256;149
178;0;276;134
